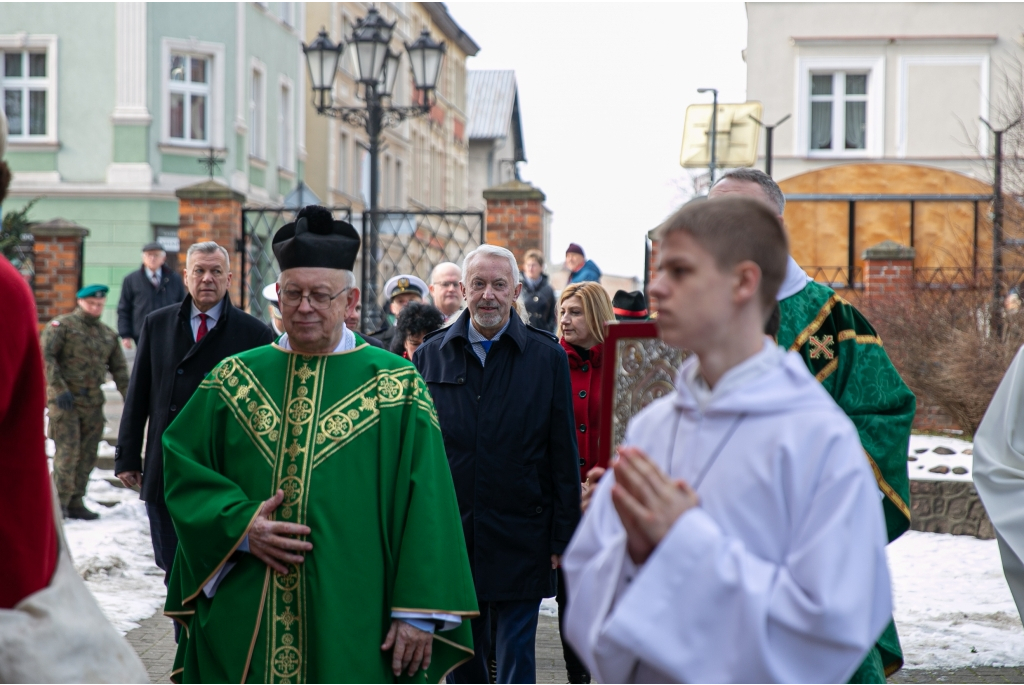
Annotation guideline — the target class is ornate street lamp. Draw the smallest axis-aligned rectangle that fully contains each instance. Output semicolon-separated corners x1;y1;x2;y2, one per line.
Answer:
303;28;344;111
302;14;447;330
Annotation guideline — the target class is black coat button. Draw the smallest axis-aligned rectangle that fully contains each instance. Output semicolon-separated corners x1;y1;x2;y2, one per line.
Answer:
535;506;543;513
579;458;586;467
170;404;177;412
579;424;586;433
457;377;465;384
177;368;184;375
582;364;589;372
578;390;586;398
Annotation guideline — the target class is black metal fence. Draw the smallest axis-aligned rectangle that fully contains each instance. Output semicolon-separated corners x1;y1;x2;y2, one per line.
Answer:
359;210;484;332
239;206;352;322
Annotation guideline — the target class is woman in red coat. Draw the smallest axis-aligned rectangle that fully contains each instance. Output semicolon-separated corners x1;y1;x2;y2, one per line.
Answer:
555;281;615;684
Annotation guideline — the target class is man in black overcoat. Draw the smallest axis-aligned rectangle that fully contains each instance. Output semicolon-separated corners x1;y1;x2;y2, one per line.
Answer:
117;241;187;348
413;245;581;685
114;241;273;594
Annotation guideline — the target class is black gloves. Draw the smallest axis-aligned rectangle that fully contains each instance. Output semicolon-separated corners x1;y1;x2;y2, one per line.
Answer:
55;391;74;411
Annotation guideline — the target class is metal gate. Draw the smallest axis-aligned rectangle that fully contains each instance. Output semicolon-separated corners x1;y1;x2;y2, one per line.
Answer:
239;205;352;322
359;210;485;332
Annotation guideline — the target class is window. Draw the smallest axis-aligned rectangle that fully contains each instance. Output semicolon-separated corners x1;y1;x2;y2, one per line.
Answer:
250;68;264;158
278;2;294;26
430;147;441;207
338;132;349;193
383;154;392;206
359;146;370;205
3;49;53;140
168;53;210;144
809;72;868;151
278;82;293;170
395;159;403;206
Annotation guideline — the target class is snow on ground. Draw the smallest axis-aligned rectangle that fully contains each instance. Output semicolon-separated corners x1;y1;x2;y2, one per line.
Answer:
62;473;166;635
907;434;975;482
889;530;1024;668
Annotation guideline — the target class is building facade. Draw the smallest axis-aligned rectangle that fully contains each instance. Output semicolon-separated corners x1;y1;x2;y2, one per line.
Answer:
1;2;306;324
744;2;1024;278
302;2;478;214
466;70;526;211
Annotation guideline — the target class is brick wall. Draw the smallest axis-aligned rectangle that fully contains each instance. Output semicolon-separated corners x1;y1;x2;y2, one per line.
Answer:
483;179;546;266
30;218;89;326
175;181;244;305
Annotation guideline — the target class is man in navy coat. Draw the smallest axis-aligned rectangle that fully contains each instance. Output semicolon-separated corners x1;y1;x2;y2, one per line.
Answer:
414;245;581;684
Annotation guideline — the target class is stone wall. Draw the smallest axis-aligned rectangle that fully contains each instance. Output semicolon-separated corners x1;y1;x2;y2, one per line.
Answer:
910;480;994;539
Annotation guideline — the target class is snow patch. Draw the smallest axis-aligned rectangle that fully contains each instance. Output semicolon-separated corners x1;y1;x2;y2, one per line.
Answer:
62;476;167;635
889;531;1024;668
540;597;558;618
908;434;974;482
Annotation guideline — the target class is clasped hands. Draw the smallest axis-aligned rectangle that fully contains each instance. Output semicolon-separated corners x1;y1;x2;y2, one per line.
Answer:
251;490;433;677
588;447;700;565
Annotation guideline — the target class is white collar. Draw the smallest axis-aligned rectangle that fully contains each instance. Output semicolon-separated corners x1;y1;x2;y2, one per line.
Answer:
191;298;225;322
682;338;785;412
278;326;356;354
776;256;813;301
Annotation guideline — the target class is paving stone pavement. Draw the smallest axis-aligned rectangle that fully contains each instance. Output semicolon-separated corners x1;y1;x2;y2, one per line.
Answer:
125;608;1024;684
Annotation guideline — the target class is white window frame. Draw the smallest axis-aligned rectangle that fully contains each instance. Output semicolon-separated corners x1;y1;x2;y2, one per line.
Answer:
278;75;294;171
896;54;990;158
249;59;266;160
160;38;225;149
166;53;212;145
795;56;884;158
0;35;58;145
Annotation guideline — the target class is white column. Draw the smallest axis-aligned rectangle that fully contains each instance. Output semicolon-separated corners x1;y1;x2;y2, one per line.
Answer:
113;2;150;122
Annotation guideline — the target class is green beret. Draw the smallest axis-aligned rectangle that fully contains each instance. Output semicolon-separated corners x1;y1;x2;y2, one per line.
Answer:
77;284;109;299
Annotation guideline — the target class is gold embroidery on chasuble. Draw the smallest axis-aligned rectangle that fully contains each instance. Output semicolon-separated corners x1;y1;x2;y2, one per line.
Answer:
205;358;281;468
265;354;324;684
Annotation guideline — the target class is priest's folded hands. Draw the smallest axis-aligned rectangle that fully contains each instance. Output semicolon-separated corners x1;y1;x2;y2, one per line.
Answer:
610;446;701;565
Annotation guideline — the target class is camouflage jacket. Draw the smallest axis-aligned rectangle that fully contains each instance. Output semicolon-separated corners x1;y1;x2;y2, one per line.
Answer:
41;308;130;407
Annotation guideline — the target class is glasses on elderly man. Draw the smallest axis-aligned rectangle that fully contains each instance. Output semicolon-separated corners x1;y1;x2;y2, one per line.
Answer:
280;287;350;310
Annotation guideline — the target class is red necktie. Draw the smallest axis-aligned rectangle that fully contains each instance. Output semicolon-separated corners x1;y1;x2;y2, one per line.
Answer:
196;313;208;342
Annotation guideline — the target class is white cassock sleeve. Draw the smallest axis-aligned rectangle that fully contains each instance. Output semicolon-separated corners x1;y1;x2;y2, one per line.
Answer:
563;431;892;684
974;344;1024;621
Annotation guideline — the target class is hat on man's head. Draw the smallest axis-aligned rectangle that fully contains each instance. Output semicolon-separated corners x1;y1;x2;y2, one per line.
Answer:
77;284;109;299
272;205;360;271
566;243;585;257
142;241;165;253
384;274;428;301
612;290;649;320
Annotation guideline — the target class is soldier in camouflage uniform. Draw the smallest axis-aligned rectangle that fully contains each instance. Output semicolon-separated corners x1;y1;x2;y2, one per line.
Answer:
41;284;130;520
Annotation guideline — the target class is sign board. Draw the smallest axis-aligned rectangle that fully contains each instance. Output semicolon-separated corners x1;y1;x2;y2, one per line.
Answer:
680;101;763;169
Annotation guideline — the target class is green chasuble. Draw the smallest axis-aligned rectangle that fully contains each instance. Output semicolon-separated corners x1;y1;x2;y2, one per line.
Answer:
161;341;478;684
778;280;915;682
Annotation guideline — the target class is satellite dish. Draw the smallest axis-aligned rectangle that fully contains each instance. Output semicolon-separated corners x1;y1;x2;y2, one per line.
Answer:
680;101;763;169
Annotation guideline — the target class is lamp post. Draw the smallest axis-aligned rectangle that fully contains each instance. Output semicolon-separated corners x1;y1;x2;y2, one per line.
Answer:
697;88;718;188
981;115;1022;339
749;113;791;178
303;10;446;329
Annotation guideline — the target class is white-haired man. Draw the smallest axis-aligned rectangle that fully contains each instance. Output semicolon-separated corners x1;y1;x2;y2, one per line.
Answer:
159;206;477;683
413;244;582;684
429;261;464;325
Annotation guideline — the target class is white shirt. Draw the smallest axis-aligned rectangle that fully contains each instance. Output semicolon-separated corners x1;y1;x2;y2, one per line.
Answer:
190;299;224;342
466;316;511;366
563;342;892;683
776;255;813;301
145;267;161;287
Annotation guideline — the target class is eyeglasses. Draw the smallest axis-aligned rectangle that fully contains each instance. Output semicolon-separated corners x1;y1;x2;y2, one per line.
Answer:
280;287;350;310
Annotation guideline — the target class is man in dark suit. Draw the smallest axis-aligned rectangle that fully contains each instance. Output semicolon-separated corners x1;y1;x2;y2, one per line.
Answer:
117;241;187;349
114;241;273;594
413;245;581;684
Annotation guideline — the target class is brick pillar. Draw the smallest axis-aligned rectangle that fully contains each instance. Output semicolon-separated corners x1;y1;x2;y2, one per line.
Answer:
862;240;915;297
176;180;245;306
483;179;547;266
30;218;90;326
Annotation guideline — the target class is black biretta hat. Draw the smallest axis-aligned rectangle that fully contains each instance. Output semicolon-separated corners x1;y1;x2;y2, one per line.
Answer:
272;205;360;271
612;290;649;320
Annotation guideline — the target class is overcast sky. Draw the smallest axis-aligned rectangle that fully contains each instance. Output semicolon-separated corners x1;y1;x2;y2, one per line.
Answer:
447;2;749;279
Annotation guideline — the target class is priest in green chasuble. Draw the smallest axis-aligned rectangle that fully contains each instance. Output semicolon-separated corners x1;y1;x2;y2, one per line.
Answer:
161;206;478;683
710;171;915;683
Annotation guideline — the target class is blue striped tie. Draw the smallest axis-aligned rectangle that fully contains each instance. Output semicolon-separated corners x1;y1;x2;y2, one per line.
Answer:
479;339;493;354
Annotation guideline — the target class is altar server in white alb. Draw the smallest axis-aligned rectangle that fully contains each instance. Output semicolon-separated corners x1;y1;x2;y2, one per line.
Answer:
562;197;893;684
